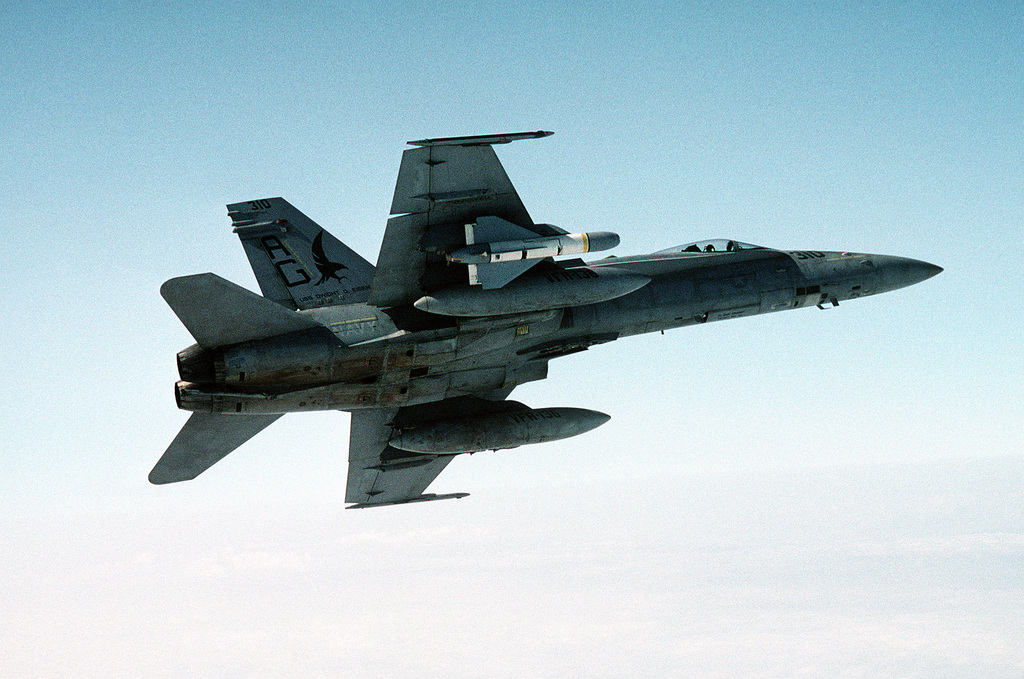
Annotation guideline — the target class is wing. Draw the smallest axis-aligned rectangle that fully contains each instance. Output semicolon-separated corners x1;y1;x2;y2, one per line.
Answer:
344;393;521;508
345;407;465;508
367;131;564;308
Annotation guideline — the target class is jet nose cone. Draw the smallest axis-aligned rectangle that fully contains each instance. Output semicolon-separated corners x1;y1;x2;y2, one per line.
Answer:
877;256;943;291
922;262;944;279
903;258;943;285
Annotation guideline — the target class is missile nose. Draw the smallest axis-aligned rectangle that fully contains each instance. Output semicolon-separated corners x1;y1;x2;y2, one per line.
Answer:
586;231;620;252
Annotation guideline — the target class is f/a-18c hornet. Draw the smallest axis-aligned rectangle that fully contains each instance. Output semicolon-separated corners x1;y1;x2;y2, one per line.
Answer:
151;131;942;507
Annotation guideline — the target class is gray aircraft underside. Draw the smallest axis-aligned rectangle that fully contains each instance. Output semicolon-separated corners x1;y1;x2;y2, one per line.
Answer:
152;131;942;507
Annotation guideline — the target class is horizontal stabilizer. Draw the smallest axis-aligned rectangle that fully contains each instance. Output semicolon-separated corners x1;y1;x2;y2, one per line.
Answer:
161;273;321;348
149;412;282;484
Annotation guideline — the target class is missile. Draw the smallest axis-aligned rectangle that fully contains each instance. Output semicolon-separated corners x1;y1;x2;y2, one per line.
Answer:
389;407;611;454
414;266;650;317
408;130;554;147
448;231;620;266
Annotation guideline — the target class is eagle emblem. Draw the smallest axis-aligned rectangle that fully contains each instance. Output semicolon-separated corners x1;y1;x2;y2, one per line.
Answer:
312;231;348;285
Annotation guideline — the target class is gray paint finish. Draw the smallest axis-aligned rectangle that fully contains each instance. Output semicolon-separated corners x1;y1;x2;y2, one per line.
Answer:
151;132;942;506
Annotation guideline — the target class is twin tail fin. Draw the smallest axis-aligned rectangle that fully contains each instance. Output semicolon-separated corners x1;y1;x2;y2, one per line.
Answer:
228;198;375;310
152;199;373;486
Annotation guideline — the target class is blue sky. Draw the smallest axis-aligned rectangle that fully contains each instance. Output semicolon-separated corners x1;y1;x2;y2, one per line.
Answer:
2;1;1022;676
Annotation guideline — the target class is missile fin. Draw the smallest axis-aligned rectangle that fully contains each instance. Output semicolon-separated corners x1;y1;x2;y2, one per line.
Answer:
469;216;546;289
474;215;538;243
475;258;542;290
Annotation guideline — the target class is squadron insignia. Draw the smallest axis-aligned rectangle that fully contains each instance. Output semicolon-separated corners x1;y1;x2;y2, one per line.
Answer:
312;231;347;285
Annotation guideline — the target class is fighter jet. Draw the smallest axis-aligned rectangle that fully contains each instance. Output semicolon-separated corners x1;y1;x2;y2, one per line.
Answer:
151;131;942;507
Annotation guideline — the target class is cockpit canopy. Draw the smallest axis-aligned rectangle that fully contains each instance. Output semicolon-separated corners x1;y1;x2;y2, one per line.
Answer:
656;239;765;254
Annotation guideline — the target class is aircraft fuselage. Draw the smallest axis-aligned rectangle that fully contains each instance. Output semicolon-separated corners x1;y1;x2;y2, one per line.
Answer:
173;246;940;415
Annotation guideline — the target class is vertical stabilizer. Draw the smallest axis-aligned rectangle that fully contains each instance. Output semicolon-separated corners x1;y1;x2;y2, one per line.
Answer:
228;198;375;309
